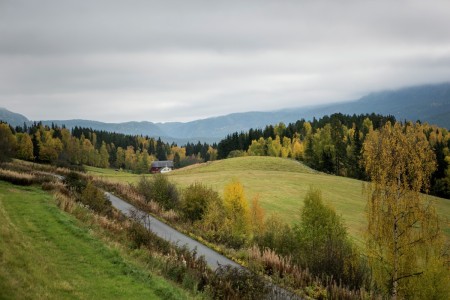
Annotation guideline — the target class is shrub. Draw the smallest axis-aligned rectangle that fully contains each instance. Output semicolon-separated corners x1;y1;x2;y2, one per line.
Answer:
127;209;172;253
255;213;298;257
137;175;179;210
294;188;369;289
79;181;112;215
209;265;269;300
64;171;87;193
180;182;220;222
127;210;157;249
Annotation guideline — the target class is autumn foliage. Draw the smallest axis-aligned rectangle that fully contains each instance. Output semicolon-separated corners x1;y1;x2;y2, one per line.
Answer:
363;121;449;299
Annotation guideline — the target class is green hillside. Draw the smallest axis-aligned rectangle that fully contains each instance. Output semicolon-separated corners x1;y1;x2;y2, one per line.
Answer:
0;181;193;299
173;157;450;241
87;157;450;243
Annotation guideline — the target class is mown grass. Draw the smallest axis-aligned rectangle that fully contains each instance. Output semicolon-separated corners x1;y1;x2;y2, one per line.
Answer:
0;180;194;300
85;165;139;184
86;157;450;243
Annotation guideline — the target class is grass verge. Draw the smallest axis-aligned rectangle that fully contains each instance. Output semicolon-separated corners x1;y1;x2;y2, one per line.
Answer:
0;180;194;300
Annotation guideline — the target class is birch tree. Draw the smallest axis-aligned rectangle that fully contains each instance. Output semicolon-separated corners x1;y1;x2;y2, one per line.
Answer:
363;122;444;299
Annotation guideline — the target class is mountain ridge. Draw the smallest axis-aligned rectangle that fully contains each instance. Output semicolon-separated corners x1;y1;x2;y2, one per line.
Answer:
1;82;449;143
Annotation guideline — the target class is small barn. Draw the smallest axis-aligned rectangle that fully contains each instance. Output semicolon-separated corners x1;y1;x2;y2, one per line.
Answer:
151;160;174;173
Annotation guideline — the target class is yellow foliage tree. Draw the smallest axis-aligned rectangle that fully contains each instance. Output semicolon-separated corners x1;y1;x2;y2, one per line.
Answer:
247;137;265;156
303;121;312;137
169;146;186;161
0;123;17;162
223;180;251;238
15;133;34;161
292;138;304;160
207;146;218;161
99;141;110;168
266;136;282;157
363;121;448;299
280;136;291;158
115;147;125;168
124;146;136;170
39;130;63;163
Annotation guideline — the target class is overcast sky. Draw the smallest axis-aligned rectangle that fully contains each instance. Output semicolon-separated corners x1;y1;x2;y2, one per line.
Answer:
1;0;450;123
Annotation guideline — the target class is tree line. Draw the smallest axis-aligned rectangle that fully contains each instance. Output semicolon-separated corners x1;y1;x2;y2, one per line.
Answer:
1;112;449;198
217;113;450;199
0;122;217;173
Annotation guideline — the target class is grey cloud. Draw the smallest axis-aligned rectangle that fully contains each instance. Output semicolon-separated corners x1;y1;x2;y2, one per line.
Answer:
1;0;450;122
3;0;448;54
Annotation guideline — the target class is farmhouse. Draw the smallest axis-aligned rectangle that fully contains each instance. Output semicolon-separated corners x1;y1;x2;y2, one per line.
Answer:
151;160;174;173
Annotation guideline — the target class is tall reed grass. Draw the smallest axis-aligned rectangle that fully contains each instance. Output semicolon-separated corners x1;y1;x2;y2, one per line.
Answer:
248;245;378;299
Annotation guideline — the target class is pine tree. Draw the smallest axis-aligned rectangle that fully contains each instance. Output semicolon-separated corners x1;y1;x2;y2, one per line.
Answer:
156;138;167;161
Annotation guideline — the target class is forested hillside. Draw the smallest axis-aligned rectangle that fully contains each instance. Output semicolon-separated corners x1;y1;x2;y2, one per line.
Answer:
0;122;216;173
217;113;450;199
1;111;449;198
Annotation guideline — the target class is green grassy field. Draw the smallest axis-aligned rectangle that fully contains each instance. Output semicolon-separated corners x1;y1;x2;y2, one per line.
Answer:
0;180;193;300
86;157;450;243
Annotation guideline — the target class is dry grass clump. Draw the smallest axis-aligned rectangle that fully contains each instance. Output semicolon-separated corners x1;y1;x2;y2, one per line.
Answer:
146;200;161;214
161;209;180;222
1;160;80;180
55;192;77;213
94;179;143;202
55;167;75;176
0;160;67;185
41;181;67;192
92;214;125;235
248;245;375;300
5;160;55;172
0;169;35;185
249;246;295;277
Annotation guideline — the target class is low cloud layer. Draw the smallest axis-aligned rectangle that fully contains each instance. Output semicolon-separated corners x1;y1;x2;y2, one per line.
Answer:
1;0;450;122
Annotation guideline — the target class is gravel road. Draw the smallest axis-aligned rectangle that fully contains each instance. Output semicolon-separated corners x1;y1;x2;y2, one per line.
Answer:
106;192;300;299
106;192;241;270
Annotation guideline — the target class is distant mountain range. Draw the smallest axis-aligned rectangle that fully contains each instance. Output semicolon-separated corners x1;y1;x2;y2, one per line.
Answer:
1;82;450;143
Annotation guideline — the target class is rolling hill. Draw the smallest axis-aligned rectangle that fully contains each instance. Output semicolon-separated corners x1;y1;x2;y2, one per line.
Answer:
86;156;450;244
1;82;449;143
